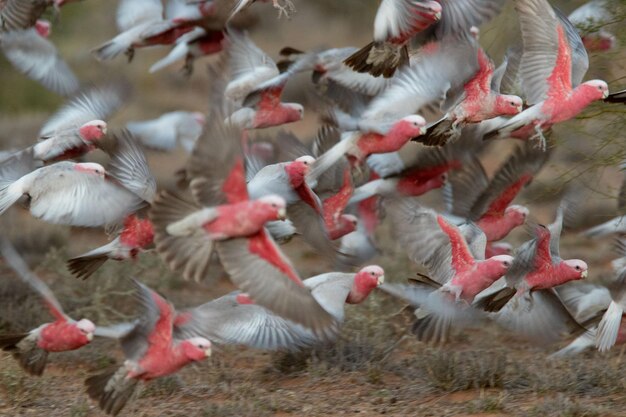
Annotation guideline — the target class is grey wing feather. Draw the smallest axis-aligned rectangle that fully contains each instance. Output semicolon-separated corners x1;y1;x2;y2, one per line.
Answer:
119;279;163;361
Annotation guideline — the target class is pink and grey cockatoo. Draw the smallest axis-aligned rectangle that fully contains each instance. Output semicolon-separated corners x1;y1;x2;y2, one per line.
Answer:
174;265;384;351
126;110;206;153
443;142;549;243
224;30;304;129
92;0;195;61
149;27;226;74
381;199;513;343
568;0;618;52
422;43;524;144
477;204;589;313
67;215;155;280
345;0;507;77
0;0;51;32
595;267;626;353
483;0;609;147
85;279;212;417
0;130;156;228
0;19;79;96
0;238;98;375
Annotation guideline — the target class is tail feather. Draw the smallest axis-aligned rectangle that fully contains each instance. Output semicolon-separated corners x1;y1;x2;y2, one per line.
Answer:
474;287;516;312
0;181;24;217
596;300;623;352
86;366;138;416
149;43;189;73
412;309;452;344
67;255;109;280
416;118;454;147
344;42;408;78
92;34;132;61
583;217;626;238
0;333;48;376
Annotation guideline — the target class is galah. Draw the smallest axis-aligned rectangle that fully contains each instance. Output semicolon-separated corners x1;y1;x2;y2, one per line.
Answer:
322;168;357;240
595;267;626;353
0;131;156;228
357;34;480;126
343;0;442;77
174;265;384;351
383;199;513;343
568;0;617;52
126;110;206;153
29;86;123;163
348;146;456;205
224;30;303;129
444;141;550;243
0;238;98;375
150;116;337;336
307;116;426;184
149;27;225;74
477;205;588;313
85;279;212;417
92;0;194;61
483;0;609;147
422;45;524;145
0;20;79;96
67;215;155;280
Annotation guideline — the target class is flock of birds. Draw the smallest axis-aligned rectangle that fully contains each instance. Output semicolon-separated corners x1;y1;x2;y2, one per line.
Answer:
0;0;625;415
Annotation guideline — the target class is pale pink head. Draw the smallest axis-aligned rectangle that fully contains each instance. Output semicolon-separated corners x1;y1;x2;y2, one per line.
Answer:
504;205;529;226
392;115;427;139
283;103;304;124
74;162;106;178
181;337;212;361
78;120;107;141
561;259;589;281
35;20;51;38
579;79;609;100
494;94;523;116
286;156;315;187
347;265;385;304
76;318;95;341
486;254;514;277
257;194;287;220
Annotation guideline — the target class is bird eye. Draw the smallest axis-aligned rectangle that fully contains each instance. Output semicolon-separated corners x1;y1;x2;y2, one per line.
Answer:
370;271;375;276
503;261;510;267
271;203;277;208
575;265;581;270
510;101;516;106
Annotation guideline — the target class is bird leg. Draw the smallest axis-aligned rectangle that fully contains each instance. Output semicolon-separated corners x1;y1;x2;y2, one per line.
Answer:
530;124;547;151
125;48;135;63
182;57;194;77
273;0;296;19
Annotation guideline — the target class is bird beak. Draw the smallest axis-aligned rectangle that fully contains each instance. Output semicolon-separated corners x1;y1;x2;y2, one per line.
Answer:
603;90;609;99
377;275;385;286
278;207;287;220
516;105;523;113
419;126;427;135
101;126;108;135
205;347;212;357
581;270;588;279
86;332;94;341
434;11;442;20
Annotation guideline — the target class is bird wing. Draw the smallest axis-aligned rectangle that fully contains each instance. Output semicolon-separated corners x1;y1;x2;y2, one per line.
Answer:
126;118;178;151
373;0;438;41
386;198;469;283
186;114;247;206
554;7;588;88
28;163;144;228
116;0;163;32
0;0;47;32
362;36;479;122
432;0;506;40
99;130;157;204
175;293;317;350
304;272;354;322
39;86;124;137
0;237;67;322
515;0;575;105
443;155;488;219
224;29;279;103
120;279;174;361
1;28;79;96
215;229;338;338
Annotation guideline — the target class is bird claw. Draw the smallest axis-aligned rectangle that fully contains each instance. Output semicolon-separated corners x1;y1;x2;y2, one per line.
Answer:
273;0;296;19
531;124;547;151
125;48;135;63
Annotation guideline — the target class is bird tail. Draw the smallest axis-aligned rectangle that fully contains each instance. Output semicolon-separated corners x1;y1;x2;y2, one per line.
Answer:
343;41;408;78
66;239;120;279
92;33;133;61
149;43;189;73
85;366;138;416
0;181;23;217
0;332;49;376
549;330;596;358
412;308;453;344
417;117;454;147
473;287;516;312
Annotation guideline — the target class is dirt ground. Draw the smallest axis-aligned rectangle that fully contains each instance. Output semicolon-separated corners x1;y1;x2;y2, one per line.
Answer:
1;1;626;416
